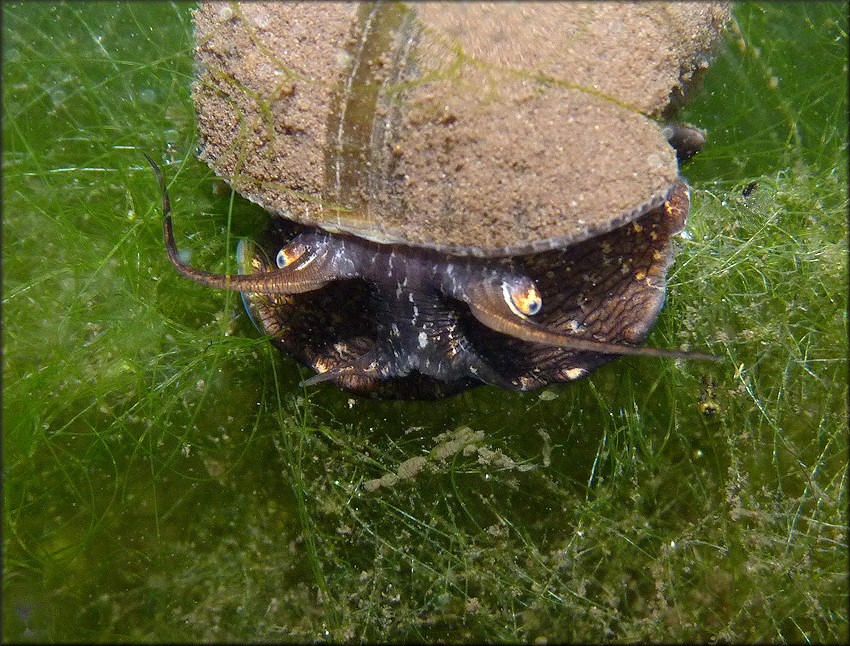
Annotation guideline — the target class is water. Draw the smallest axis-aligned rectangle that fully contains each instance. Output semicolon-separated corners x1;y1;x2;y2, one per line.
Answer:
2;3;846;642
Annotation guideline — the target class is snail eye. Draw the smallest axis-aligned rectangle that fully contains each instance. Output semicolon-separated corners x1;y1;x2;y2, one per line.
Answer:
276;248;288;268
503;277;542;318
276;245;309;268
523;292;542;316
273;238;322;271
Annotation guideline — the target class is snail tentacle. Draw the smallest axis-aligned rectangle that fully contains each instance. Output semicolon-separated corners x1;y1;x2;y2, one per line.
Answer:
463;279;720;360
148;155;350;295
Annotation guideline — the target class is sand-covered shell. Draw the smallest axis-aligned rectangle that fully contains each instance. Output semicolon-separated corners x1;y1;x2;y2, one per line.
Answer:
192;2;730;257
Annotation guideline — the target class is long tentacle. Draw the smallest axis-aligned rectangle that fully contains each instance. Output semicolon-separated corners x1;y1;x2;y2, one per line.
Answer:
464;280;720;360
146;154;336;295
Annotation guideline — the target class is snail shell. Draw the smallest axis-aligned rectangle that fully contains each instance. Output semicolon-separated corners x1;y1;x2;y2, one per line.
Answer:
192;2;729;255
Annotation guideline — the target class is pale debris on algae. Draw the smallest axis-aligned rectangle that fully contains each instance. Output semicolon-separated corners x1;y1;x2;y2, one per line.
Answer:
363;427;536;492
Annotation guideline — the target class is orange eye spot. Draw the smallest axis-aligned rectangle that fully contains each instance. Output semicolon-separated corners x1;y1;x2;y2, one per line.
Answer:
276;244;307;268
508;281;542;317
